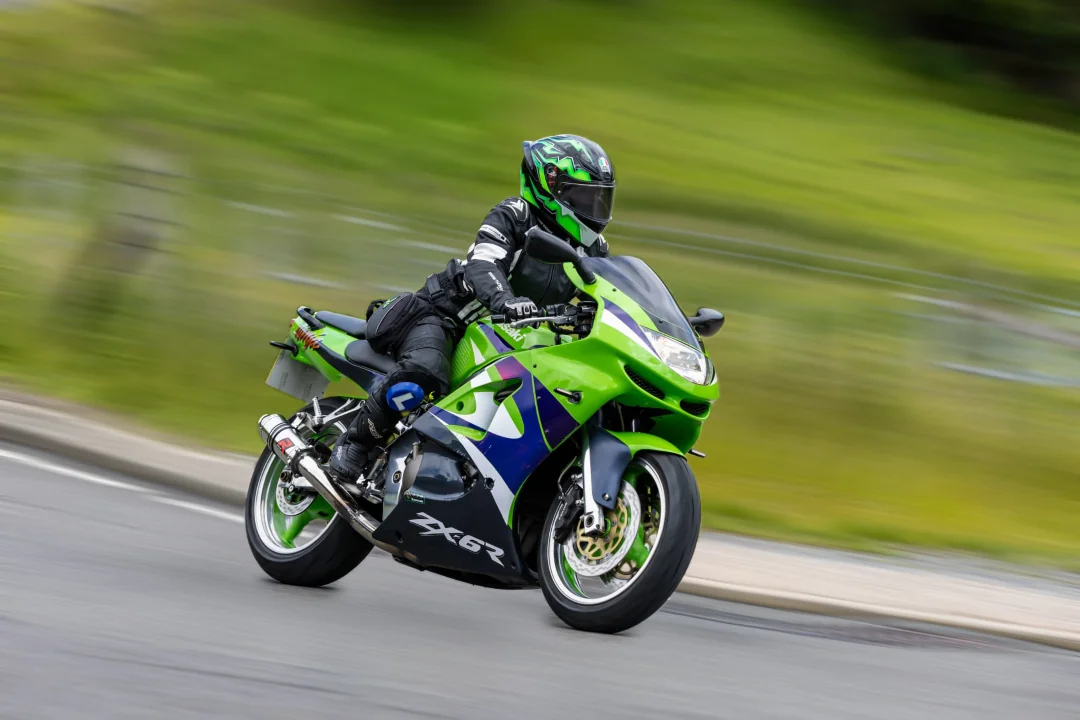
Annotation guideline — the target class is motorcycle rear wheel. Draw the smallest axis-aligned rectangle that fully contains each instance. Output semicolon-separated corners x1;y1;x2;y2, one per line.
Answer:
245;398;373;587
539;452;700;634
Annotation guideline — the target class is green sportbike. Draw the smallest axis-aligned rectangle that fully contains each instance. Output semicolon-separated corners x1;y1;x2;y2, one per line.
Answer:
248;228;724;633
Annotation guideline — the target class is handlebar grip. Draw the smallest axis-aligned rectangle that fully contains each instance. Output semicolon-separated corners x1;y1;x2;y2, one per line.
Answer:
489;314;506;324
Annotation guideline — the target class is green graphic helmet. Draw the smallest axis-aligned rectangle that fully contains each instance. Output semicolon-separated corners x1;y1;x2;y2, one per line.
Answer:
520;134;616;247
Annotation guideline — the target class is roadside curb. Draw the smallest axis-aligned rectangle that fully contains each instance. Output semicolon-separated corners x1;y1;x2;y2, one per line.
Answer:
0;397;249;506
2;393;1077;653
678;578;1080;653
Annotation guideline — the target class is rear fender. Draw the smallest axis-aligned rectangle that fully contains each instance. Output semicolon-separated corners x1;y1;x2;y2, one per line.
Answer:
583;428;683;510
288;317;388;396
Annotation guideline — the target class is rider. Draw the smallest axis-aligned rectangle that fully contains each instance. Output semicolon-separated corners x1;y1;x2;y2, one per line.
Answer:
328;134;617;481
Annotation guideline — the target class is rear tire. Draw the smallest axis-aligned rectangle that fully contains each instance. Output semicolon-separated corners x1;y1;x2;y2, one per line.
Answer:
245;399;373;587
539;452;700;634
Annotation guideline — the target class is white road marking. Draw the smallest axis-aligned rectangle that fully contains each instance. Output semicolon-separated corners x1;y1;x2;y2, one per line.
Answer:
0;447;245;525
152;497;244;524
0;448;150;493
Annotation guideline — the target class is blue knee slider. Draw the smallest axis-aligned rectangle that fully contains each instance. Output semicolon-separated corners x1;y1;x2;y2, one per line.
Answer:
385;382;425;412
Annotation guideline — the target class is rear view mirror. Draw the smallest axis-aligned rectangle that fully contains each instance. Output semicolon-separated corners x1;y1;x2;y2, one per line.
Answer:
689;308;724;337
525;227;596;284
525;226;579;264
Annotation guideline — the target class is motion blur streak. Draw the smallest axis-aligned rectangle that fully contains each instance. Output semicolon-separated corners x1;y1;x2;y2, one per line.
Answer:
1;0;1079;715
0;447;149;492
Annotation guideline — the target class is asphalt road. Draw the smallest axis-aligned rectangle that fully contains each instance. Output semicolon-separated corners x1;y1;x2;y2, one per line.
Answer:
1;443;1077;720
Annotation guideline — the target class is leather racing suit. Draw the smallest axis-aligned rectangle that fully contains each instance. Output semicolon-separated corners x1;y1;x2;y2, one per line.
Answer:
339;196;609;458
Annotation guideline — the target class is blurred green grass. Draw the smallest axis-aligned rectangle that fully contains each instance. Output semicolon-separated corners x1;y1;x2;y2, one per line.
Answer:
4;0;1080;290
1;0;1079;566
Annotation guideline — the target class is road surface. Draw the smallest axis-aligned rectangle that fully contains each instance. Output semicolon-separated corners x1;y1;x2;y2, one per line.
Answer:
1;442;1077;719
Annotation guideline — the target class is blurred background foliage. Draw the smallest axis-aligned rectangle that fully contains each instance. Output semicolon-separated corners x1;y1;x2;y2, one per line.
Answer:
1;0;1078;566
823;0;1080;118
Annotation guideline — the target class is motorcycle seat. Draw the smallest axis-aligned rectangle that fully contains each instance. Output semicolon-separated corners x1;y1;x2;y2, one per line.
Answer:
315;311;367;338
345;340;397;374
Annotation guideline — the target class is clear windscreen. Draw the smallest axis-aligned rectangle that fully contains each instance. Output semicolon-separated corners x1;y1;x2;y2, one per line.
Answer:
581;255;699;348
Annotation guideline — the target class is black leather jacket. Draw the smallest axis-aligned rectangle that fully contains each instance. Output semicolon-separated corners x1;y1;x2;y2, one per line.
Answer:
418;197;609;326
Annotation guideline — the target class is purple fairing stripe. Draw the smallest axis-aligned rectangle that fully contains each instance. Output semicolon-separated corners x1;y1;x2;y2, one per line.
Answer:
496;355;526;380
428;356;578;495
602;298;655;352
478;322;514;353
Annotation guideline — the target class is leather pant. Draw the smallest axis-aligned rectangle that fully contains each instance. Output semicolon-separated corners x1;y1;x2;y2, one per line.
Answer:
348;313;454;448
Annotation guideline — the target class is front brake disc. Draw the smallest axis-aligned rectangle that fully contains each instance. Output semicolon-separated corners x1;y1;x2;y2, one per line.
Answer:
563;481;641;578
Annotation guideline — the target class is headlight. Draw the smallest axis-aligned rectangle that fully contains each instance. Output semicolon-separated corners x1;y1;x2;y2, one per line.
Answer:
643;328;709;385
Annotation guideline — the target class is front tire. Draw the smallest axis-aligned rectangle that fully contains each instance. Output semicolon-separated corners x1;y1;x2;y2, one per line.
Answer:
539;452;700;634
245;399;373;587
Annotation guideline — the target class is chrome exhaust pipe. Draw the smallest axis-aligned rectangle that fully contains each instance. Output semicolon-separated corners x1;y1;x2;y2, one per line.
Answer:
257;414;397;555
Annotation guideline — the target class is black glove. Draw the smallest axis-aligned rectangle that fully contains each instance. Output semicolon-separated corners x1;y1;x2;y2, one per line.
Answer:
501;297;539;322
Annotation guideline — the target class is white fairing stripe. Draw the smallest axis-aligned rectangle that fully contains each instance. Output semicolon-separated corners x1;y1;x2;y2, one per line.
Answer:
487;402;523;439
471;243;508;263
601;309;656;356
455;391;499;428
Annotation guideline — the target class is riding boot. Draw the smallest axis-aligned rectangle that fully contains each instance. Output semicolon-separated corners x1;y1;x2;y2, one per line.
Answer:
327;398;396;482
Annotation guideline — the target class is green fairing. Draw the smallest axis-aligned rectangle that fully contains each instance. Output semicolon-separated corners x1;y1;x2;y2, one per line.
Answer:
286;319;344;383
314;325;353;357
289;258;716;453
279;253;718;530
291;257;721;444
449;320;558;388
435;262;716;520
607;431;684;458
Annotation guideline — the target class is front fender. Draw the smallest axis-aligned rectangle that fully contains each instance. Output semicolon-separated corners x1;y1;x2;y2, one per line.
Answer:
584;428;684;510
607;431;684;458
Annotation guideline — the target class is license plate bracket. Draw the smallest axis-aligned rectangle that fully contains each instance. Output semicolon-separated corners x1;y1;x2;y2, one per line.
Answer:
266;351;330;401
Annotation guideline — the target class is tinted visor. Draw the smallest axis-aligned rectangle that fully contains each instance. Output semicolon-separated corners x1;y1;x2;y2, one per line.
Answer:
555;181;615;224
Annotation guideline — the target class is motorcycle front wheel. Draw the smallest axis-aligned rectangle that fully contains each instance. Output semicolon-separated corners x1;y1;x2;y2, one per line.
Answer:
539;452;701;634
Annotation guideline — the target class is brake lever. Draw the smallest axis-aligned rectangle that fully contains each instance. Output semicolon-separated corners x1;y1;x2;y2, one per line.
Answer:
507;315;567;328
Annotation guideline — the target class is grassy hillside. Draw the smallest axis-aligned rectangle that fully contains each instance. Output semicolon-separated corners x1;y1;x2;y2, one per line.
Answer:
1;0;1078;565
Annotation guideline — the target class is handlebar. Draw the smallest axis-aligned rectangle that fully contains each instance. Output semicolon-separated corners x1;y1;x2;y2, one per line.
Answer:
489;303;587;329
504;314;573;328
